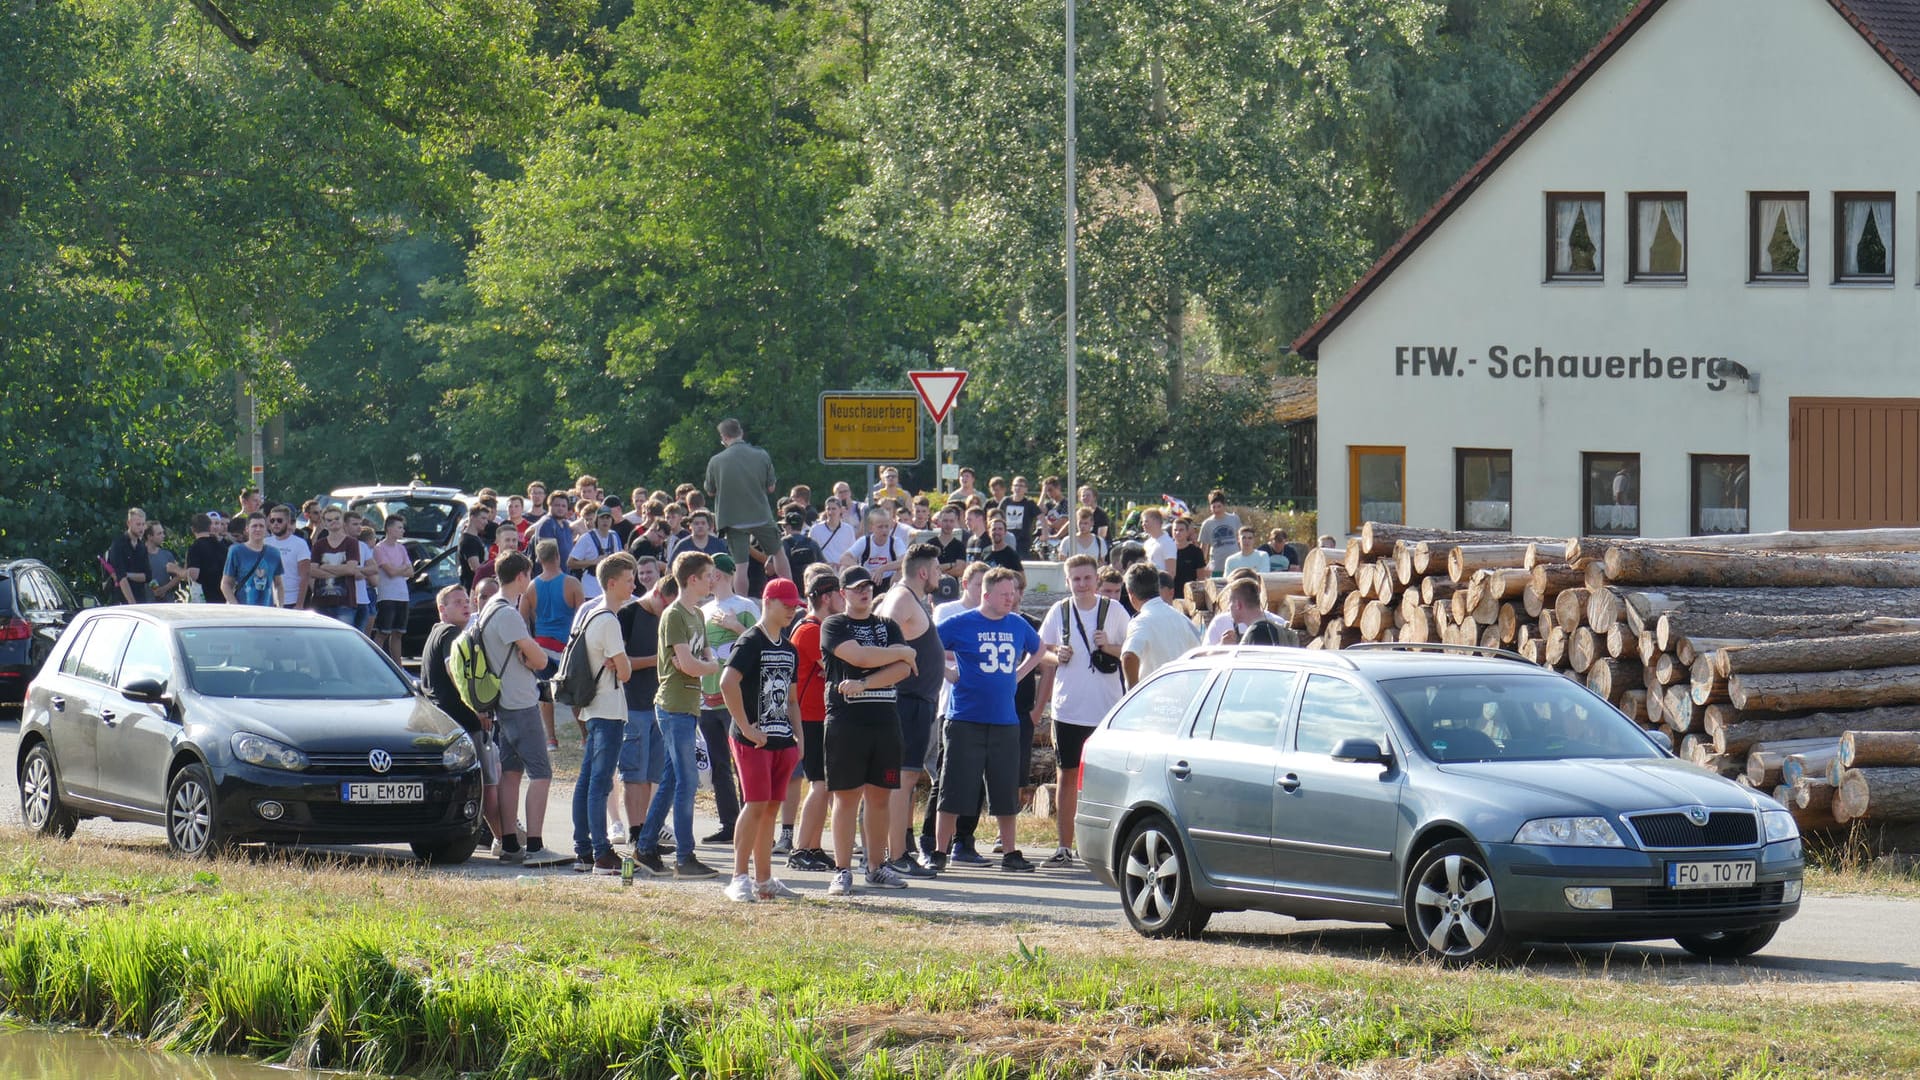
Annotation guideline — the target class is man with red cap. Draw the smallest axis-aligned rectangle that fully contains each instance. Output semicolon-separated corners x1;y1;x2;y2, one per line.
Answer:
718;575;805;901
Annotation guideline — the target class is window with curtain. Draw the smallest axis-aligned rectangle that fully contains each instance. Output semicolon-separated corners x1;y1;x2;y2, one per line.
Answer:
1691;455;1750;536
1629;193;1687;280
1455;449;1513;532
1750;193;1808;280
1547;194;1604;280
1836;193;1894;282
1583;453;1640;537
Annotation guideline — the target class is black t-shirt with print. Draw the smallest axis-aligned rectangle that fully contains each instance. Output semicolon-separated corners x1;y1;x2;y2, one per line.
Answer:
186;536;229;603
726;624;797;749
820;613;905;724
998;498;1043;553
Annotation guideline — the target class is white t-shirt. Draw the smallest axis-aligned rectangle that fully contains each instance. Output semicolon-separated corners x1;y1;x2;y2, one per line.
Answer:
573;599;628;721
571;530;620;599
808;518;856;564
1040;597;1132;726
1143;533;1177;574
1061;534;1108;561
355;540;374;605
848;529;907;582
263;533;310;607
1122;598;1200;682
1203;609;1287;645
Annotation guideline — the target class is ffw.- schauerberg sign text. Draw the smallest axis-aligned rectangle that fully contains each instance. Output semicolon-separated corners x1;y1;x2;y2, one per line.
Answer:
1393;346;1745;392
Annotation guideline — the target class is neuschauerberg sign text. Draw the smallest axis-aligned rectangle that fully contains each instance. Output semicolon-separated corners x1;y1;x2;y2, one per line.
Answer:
1393;346;1740;392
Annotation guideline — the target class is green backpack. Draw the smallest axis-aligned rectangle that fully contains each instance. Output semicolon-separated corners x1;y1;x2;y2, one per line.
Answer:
449;603;507;714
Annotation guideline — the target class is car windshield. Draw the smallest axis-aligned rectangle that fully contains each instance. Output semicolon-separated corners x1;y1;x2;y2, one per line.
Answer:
1381;673;1663;763
351;498;463;546
177;625;412;700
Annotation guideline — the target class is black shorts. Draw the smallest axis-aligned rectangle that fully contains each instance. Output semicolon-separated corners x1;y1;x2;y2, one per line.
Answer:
936;719;1021;817
800;720;826;783
824;715;901;791
374;599;409;634
1053;720;1096;770
897;695;937;774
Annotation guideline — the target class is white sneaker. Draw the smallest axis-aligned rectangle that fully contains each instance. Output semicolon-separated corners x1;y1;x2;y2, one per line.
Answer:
827;868;855;896
756;878;802;901
723;874;758;903
1043;846;1077;867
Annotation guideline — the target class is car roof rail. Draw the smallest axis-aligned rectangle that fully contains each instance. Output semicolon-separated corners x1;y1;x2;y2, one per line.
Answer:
1182;644;1359;669
1342;642;1532;664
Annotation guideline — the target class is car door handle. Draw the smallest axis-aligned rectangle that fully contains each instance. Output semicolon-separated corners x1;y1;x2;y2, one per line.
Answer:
1277;772;1301;792
100;709;118;727
1167;760;1192;780
49;695;65;712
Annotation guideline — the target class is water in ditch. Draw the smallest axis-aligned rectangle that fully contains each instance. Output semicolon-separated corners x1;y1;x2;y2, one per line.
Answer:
0;1027;341;1078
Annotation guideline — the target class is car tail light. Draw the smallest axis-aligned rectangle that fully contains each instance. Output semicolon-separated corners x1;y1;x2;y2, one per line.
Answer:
0;618;30;642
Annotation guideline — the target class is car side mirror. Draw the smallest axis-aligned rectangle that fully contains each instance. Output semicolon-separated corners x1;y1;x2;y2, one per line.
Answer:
123;677;171;708
1331;737;1393;766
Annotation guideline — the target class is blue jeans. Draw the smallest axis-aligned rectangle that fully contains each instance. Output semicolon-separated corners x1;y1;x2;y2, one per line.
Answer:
572;717;625;860
618;708;666;784
638;709;700;863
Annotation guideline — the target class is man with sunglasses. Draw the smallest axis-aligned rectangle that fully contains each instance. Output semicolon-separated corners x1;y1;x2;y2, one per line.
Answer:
262;505;311;609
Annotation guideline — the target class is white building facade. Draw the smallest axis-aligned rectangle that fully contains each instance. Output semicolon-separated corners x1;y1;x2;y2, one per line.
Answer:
1295;0;1920;540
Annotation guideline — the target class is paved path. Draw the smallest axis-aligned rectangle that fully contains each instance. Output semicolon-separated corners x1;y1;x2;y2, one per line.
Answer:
4;718;1917;984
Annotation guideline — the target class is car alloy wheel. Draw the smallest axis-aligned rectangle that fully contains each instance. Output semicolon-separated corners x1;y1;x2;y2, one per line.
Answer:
20;744;77;839
166;763;226;858
1120;815;1210;939
1406;839;1507;964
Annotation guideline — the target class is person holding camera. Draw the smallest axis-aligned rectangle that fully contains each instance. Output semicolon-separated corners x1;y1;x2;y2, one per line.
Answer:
1037;554;1130;866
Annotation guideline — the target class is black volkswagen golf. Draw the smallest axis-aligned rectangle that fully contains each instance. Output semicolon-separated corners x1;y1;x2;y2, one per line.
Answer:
16;606;482;862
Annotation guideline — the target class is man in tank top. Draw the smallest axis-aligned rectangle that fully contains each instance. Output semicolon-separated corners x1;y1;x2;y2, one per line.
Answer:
522;538;583;753
875;543;948;879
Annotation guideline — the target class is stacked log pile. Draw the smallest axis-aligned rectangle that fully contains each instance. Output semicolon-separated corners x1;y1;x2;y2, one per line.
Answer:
1284;524;1920;832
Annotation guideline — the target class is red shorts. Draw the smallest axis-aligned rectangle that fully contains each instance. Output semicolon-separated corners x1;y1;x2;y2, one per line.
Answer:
731;739;802;803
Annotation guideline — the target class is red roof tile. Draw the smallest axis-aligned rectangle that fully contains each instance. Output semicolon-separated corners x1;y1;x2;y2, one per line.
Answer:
1292;0;1920;360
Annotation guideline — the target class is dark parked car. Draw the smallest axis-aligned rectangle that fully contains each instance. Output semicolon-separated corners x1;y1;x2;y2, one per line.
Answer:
1;559;87;707
17;605;482;862
1077;643;1803;963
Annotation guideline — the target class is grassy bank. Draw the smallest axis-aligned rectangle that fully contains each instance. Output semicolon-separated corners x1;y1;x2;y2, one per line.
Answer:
0;836;1915;1079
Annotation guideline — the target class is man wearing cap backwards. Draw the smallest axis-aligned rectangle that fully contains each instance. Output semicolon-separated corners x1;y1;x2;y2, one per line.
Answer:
569;504;622;600
706;417;787;595
697;552;758;845
718;576;805;901
820;565;919;895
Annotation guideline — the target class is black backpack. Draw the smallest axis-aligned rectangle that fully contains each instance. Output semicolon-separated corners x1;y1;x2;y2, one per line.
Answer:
552;609;616;708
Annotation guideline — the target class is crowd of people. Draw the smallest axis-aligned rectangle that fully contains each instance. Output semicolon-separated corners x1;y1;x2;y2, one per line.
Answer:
100;417;1305;898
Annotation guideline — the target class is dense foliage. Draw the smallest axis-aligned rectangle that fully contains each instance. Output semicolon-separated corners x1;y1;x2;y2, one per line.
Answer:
3;0;1633;581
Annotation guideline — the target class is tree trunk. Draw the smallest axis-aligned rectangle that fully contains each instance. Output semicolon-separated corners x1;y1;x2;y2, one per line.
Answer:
1448;543;1538;583
1587;658;1642;702
1497;602;1519;645
1840;731;1920;769
1626;588;1920;623
1837;767;1920;821
1586;587;1624;631
1360;523;1467;557
1794;777;1836;811
1575;527;1920;563
1619;688;1649;723
1554;588;1589;634
1781;746;1841;787
1343;538;1366;576
1606;623;1634;659
1543;625;1568;668
1690;654;1728;705
1524;564;1583;617
1421;578;1457;605
1659;613;1920;653
1360;601;1392;642
1568;627;1600;674
1605;547;1920;589
1665;684;1704;733
1744;739;1833;787
1709;704;1920;756
1730;666;1920;712
1654;653;1685;686
1714;632;1920;679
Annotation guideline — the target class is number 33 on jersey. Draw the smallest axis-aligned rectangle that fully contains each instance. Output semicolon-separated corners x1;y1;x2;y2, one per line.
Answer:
937;608;1042;727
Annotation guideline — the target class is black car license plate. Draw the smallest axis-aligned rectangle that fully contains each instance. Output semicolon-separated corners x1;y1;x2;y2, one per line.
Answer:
341;781;425;804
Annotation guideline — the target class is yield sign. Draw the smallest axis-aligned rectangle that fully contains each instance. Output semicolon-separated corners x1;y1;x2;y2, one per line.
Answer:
909;370;968;424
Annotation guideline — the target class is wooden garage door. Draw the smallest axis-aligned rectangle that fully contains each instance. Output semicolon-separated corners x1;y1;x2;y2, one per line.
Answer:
1789;398;1920;529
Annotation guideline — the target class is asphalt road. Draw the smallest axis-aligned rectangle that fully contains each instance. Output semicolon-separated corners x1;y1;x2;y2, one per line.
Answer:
3;717;1917;985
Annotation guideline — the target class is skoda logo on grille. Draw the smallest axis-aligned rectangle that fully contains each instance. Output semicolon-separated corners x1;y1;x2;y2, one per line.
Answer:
1686;805;1711;827
369;749;393;774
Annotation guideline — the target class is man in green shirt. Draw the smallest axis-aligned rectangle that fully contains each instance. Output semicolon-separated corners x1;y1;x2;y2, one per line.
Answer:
633;551;723;879
705;417;785;594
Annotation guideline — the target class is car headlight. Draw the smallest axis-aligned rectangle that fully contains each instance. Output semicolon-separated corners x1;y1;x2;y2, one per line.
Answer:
441;733;477;771
231;732;309;771
1762;809;1799;843
1514;816;1625;847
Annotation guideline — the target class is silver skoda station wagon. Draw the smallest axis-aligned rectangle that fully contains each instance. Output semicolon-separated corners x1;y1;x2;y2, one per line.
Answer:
1076;644;1802;963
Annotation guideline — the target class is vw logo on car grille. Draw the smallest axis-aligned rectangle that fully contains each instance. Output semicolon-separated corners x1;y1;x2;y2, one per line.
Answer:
1686;805;1711;827
369;749;392;774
